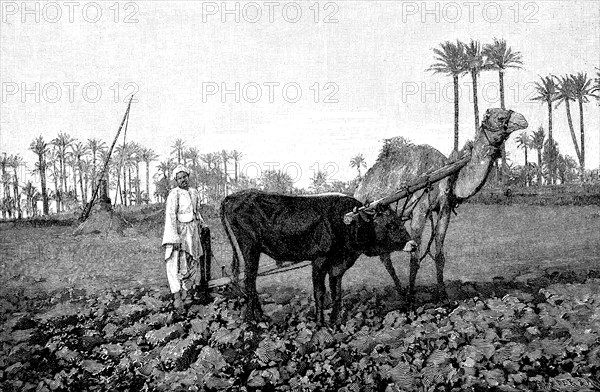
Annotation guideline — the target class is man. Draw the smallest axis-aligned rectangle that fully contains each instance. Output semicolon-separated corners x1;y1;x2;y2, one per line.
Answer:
162;165;206;308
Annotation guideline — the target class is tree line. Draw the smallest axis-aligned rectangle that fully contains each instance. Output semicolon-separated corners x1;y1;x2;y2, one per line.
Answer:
1;135;162;219
2;38;598;218
428;38;599;185
0;135;369;218
155;139;363;203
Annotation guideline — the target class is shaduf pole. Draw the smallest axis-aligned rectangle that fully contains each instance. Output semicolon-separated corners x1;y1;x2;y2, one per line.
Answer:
79;96;134;222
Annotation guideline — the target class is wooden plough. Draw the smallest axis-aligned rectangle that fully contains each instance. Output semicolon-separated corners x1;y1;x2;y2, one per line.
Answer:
206;151;472;289
207;260;313;289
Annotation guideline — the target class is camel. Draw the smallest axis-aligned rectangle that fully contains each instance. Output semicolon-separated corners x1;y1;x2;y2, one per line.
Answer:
354;108;528;304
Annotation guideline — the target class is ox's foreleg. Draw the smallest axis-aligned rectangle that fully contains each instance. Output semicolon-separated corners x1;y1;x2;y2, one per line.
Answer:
222;215;244;287
328;255;358;326
312;257;328;326
433;205;452;302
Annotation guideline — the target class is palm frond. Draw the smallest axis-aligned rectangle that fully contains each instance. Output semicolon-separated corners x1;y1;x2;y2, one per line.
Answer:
427;40;467;75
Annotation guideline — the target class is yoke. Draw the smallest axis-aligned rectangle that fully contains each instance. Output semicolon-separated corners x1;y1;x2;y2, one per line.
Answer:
343;151;472;224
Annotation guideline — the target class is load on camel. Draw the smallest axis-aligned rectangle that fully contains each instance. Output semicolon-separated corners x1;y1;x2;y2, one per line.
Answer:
354;107;528;304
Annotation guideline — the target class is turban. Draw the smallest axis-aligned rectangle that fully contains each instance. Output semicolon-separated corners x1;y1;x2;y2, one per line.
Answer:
172;165;190;180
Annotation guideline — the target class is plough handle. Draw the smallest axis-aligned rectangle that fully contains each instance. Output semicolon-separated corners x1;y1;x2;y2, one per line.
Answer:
344;152;472;224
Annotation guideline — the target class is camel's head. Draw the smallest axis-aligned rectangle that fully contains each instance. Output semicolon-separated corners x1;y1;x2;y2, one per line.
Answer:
480;108;528;147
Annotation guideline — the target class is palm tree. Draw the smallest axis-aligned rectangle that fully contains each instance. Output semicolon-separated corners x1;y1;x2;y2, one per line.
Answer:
51;132;75;202
123;142;138;205
483;38;523;110
230;150;244;184
113;144;126;205
167;157;176;182
86;138;107;190
32;189;42;216
569;72;598;173
8;154;23;218
186;147;200;187
555;75;581;169
141;147;159;204
129;142;143;204
29;136;50;215
204;152;223;199
48;147;62;212
81;158;91;203
349;154;367;179
427;40;467;152
464;39;493;133
483;38;523;183
128;158;136;205
310;170;329;194
542;139;560;185
221;150;230;196
65;154;77;202
200;153;218;198
156;160;172;180
0;153;10;212
171;139;186;165
531;127;546;186
155;158;176;202
157;158;177;199
516;132;531;186
532;76;558;184
21;181;38;217
71;142;89;204
556;154;578;184
69;142;88;203
112;142;136;205
261;170;294;194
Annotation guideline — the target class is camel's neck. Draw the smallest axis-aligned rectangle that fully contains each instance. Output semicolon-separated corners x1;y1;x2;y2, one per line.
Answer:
452;130;500;200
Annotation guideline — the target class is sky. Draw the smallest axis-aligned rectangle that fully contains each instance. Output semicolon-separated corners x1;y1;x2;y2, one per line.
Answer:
1;0;599;193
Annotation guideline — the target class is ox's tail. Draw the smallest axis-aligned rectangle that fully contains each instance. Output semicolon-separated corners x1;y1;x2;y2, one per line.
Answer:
220;203;246;295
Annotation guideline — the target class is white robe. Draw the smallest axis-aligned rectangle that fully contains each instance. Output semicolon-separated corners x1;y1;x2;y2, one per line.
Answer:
162;187;204;259
162;187;205;293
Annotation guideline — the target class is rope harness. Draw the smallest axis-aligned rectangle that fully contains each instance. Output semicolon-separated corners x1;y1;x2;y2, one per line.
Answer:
480;109;514;158
415;111;515;264
390;178;441;264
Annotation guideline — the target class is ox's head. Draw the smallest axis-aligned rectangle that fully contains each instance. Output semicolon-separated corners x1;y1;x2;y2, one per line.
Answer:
351;205;415;257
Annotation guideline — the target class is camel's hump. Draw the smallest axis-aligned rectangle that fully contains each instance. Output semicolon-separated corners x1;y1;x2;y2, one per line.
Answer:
354;141;447;203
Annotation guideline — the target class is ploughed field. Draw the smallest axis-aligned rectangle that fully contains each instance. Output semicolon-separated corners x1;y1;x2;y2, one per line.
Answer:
1;204;599;391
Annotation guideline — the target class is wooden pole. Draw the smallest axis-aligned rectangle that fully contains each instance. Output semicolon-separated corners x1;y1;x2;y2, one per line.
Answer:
343;151;472;224
79;96;134;222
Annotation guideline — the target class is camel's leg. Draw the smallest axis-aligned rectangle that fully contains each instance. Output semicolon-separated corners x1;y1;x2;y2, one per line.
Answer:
380;253;403;296
408;204;429;307
433;204;452;301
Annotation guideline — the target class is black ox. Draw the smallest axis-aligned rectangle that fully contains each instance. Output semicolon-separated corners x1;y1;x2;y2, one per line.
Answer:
220;189;415;325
